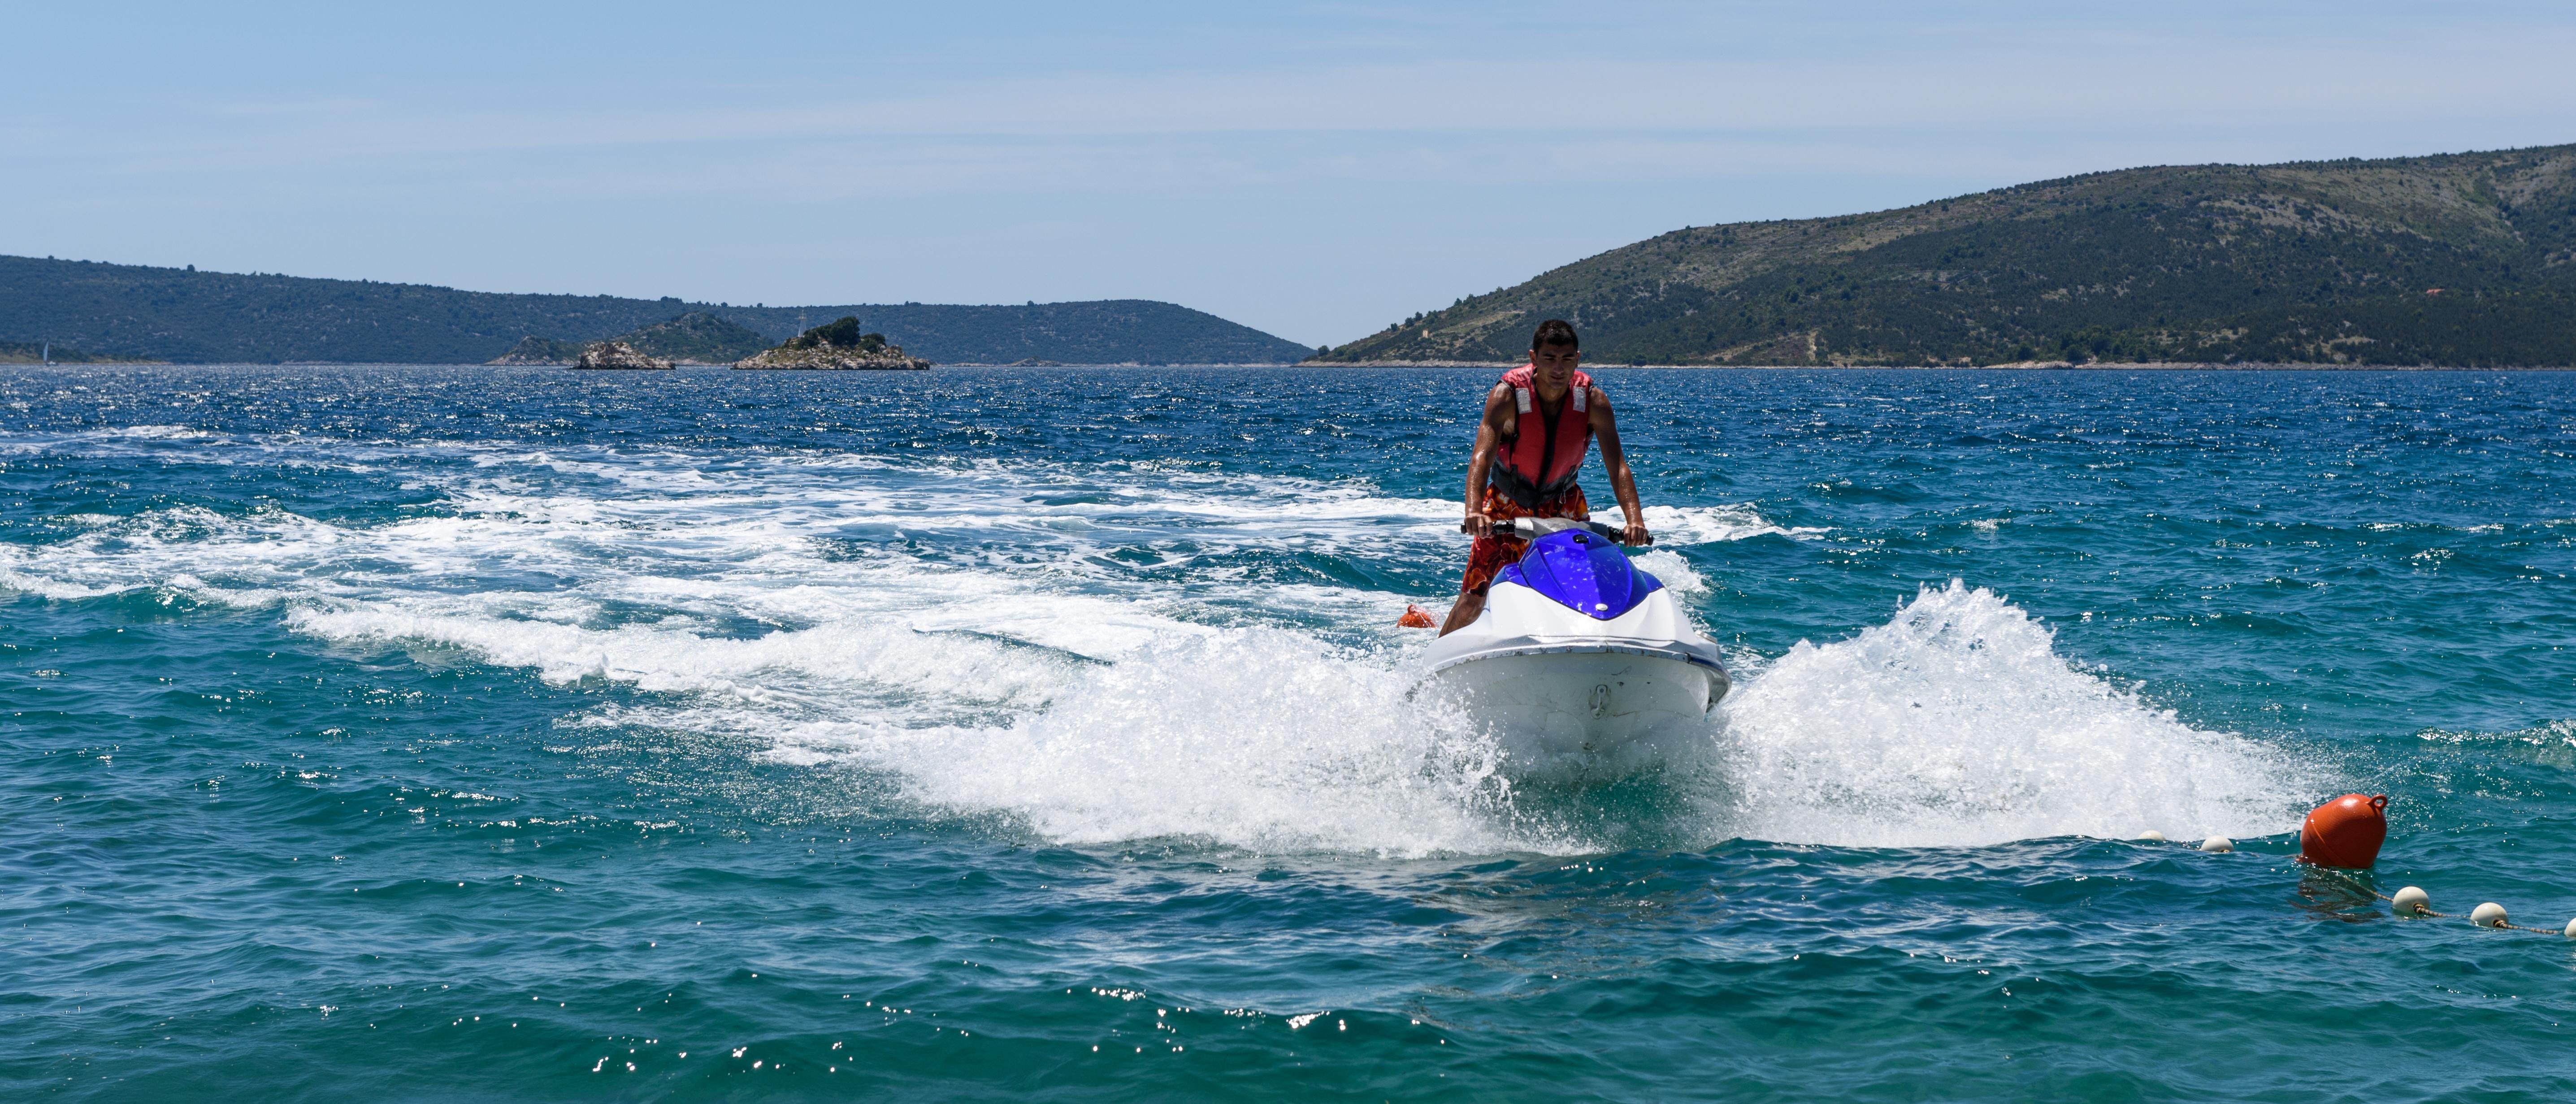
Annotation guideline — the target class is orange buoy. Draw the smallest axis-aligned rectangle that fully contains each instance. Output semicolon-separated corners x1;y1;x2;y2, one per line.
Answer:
2298;793;2389;869
1397;604;1436;629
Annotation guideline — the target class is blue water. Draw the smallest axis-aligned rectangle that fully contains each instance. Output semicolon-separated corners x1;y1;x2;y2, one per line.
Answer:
4;364;2572;1101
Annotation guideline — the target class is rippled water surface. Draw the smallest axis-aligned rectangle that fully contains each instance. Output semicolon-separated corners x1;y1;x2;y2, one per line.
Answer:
4;364;2572;1101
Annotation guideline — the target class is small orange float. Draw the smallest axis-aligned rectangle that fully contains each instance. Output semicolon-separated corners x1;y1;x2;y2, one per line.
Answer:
2298;793;2389;869
1397;604;1436;628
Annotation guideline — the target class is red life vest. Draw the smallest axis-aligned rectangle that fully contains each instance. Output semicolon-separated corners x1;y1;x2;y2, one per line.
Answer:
1489;364;1595;508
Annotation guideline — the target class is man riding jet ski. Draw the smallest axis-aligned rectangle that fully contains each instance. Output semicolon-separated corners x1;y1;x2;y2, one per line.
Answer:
1436;319;1647;635
1416;320;1730;779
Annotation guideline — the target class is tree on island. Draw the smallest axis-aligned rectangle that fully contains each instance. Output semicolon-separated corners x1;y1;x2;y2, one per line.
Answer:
783;316;890;353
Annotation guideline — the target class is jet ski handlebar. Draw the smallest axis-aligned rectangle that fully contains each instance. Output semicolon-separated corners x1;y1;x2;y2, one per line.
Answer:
1506;516;1629;542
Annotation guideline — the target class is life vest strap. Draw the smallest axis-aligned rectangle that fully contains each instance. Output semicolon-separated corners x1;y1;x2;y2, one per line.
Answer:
1512;383;1587;414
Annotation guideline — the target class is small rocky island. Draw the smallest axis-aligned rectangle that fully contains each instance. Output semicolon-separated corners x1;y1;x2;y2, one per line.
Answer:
494;312;768;366
573;340;674;370
492;312;928;370
735;316;931;370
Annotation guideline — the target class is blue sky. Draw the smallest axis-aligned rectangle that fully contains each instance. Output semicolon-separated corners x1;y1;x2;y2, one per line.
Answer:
7;2;2573;346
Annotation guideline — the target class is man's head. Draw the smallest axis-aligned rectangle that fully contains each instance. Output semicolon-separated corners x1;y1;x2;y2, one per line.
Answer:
1529;319;1580;387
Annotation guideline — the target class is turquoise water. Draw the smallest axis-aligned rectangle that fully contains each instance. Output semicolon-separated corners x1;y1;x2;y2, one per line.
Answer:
4;364;2572;1101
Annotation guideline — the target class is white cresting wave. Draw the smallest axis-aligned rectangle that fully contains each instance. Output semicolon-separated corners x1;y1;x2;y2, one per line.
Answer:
2;437;2303;855
1712;581;2311;848
1596;503;1827;545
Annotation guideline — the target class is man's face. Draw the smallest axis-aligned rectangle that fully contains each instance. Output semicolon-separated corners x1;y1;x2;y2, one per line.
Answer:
1531;343;1580;388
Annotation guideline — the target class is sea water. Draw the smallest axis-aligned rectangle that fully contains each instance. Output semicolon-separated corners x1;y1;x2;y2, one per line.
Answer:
2;365;2570;1100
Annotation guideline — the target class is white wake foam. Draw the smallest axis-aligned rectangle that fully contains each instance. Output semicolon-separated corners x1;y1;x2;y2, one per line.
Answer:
759;629;1547;855
0;432;2304;856
1595;503;1823;544
1631;549;1706;594
287;607;1081;709
1710;581;2310;847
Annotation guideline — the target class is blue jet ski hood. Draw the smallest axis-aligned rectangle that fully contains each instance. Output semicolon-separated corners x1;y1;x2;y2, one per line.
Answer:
1497;529;1663;620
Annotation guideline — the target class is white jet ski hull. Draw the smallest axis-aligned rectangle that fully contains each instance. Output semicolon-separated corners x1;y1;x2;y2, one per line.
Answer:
1430;646;1721;781
1423;575;1728;782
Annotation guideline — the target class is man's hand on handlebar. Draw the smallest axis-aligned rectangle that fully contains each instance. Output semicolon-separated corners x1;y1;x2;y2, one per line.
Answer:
1462;511;1493;539
1620;520;1652;547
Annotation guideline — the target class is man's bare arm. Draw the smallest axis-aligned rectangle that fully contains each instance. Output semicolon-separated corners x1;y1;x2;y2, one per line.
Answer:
1462;385;1512;538
1591;387;1651;546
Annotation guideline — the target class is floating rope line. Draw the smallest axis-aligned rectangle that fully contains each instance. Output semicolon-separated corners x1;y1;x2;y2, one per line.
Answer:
2148;793;2576;939
2369;886;2575;936
2146;828;2576;937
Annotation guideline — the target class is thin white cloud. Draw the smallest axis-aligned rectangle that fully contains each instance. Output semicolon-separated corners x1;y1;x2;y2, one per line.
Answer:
67;20;2568;172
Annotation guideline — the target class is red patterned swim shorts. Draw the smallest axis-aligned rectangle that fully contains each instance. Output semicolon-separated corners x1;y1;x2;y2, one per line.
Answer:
1459;484;1589;595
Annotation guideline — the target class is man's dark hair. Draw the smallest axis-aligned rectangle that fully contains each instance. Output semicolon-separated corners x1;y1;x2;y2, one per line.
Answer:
1531;319;1579;350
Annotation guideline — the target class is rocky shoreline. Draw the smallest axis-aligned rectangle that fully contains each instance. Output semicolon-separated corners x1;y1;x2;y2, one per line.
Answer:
0;340;162;364
734;346;930;371
572;341;673;370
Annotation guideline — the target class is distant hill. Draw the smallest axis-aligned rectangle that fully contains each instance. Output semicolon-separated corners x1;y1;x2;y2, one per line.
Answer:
0;255;1311;364
615;311;773;364
1318;143;2576;367
484;313;776;364
0;339;156;364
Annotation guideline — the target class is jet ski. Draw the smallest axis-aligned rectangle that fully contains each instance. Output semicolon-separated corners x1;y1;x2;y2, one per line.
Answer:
1423;517;1729;780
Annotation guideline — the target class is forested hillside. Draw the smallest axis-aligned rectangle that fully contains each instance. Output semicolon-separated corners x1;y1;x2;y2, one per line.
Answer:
615;312;773;364
0;256;1310;364
1318;143;2576;366
0;339;147;364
